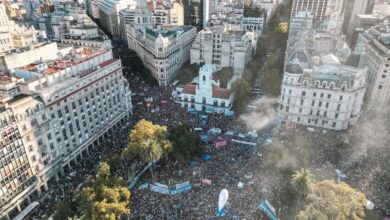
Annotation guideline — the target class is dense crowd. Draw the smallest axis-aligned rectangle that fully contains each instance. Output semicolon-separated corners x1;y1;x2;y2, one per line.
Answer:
25;70;389;219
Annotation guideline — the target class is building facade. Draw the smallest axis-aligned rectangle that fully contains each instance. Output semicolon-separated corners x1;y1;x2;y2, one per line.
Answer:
190;25;257;77
98;0;136;39
176;64;234;113
278;58;367;130
0;101;36;220
183;0;203;29
365;24;390;107
291;0;344;25
127;24;197;86
0;46;132;219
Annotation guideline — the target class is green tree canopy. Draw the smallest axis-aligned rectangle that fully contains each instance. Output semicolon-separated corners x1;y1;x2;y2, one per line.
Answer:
96;162;110;181
79;164;131;220
53;201;72;220
231;78;251;111
291;168;315;197
124;119;172;163
260;68;282;96
169;123;204;163
297;180;367;220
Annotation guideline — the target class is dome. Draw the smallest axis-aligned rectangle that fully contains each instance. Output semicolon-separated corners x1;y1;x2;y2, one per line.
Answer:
285;63;303;74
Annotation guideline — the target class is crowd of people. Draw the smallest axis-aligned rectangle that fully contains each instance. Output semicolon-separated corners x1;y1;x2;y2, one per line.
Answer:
25;70;389;219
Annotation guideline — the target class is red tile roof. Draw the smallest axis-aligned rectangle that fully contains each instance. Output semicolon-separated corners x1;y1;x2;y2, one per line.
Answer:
182;84;196;95
212;87;232;99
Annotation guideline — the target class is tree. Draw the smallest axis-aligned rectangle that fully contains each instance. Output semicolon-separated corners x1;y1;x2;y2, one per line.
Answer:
79;164;131;220
178;63;200;84
214;67;234;88
277;22;289;33
169;123;204;163
68;216;85;220
297;180;367;220
260;68;282;96
231;79;251;111
96;162;110;182
291;168;315;197
124;119;172;182
53;201;72;220
125;119;172;161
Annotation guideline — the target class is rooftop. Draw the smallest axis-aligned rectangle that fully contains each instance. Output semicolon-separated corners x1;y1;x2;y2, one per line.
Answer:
18;48;109;75
145;26;194;38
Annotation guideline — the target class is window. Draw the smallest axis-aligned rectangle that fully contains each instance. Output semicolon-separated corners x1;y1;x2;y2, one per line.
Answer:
299;108;302;113
297;117;300;122
327;94;331;99
316;110;320;116
326;102;329;108
335;113;339;119
320;93;324;98
289;90;292;94
319;102;322;107
339;96;343;101
378;85;383;90
301;91;306;96
311;101;315;106
313;92;316;97
324;111;327;117
382;75;386;78
287;98;290;104
286;106;289;112
310;109;313;115
301;99;304;105
332;122;336;128
337;104;341;111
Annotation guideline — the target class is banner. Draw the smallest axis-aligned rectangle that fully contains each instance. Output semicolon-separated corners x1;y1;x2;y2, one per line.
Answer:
170;184;192;195
224;110;234;117
150;183;170;195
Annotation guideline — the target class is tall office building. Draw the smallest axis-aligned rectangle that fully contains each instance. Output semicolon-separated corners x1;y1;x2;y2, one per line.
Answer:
0;103;36;220
291;0;344;25
182;0;203;29
364;23;390;107
98;0;136;39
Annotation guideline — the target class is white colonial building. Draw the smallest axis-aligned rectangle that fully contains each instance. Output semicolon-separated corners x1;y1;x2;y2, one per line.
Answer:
176;64;234;113
278;52;367;130
190;25;257;77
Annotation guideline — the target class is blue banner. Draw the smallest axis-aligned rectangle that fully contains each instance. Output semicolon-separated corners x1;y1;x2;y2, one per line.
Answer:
170;184;192;195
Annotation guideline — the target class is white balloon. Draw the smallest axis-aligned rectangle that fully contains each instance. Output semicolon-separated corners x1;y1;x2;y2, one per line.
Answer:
218;189;229;211
366;200;374;210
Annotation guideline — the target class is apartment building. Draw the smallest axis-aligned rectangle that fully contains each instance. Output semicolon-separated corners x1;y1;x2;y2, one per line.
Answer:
364;24;390;107
98;0;136;39
0;46;132;219
127;24;197;86
0;42;73;73
190;25;257;77
278;54;367;130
